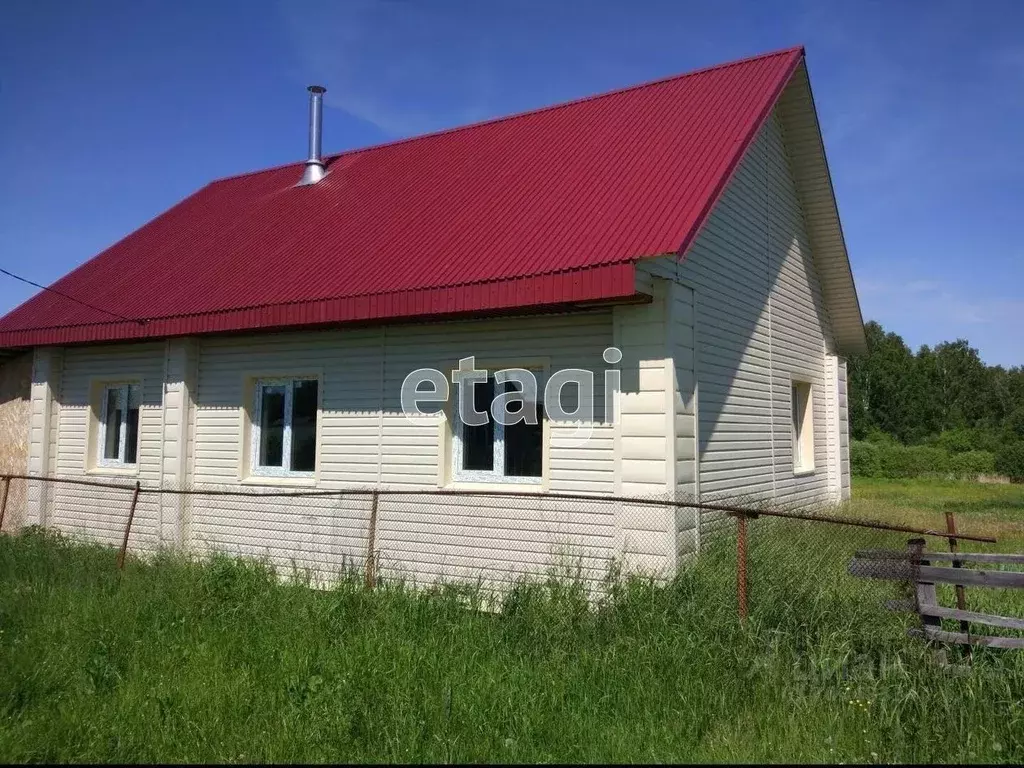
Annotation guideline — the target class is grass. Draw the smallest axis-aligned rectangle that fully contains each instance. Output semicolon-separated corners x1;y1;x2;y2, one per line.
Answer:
852;476;1024;522
1;479;1024;763
847;477;1024;549
845;477;1024;643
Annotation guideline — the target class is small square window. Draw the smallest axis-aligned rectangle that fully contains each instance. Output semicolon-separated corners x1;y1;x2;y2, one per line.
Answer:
791;380;814;473
452;372;543;484
98;383;141;467
252;378;319;476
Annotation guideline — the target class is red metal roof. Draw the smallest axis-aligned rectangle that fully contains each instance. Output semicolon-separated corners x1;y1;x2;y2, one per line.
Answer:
0;47;804;348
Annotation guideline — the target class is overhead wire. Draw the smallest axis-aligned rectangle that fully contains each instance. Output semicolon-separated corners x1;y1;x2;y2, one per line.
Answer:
0;267;145;325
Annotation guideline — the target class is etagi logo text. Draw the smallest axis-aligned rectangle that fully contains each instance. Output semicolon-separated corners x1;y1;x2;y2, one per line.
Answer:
400;348;624;446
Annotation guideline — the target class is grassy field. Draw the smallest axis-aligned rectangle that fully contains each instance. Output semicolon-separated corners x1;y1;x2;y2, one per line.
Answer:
1;479;1024;763
850;477;1024;539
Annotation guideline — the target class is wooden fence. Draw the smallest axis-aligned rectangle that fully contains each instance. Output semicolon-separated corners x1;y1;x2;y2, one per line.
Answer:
849;539;1024;650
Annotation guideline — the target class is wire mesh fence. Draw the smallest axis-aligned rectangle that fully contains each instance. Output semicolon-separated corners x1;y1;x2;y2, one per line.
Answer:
0;474;28;533
0;473;1004;627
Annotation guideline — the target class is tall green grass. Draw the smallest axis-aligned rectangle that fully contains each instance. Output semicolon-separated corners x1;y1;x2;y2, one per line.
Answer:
1;516;1023;763
853;476;1024;522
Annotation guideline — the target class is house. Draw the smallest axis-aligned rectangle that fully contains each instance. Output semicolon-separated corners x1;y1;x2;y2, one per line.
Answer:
0;46;864;583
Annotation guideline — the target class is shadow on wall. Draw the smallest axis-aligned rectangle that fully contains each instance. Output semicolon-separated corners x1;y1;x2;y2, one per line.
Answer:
680;109;833;503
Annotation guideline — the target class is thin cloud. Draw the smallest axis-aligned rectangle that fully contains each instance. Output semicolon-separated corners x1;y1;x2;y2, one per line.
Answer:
858;274;1024;363
906;280;941;294
277;0;496;137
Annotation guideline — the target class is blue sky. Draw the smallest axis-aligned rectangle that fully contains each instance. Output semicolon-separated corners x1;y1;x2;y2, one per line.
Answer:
1;0;1022;365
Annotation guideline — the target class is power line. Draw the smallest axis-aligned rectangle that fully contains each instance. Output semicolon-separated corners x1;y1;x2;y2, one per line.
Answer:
0;267;145;325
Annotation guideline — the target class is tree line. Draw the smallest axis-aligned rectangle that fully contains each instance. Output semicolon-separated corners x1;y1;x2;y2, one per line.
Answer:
847;322;1024;474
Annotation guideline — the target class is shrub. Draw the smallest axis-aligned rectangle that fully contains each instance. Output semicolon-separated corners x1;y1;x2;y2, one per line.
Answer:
863;427;899;445
850;441;995;480
850;440;881;477
948;449;996;478
995;442;1024;483
932;428;1003;454
886;444;949;478
1005;407;1024;442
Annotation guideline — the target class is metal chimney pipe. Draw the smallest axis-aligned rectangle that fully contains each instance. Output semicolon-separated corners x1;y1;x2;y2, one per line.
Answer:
297;85;327;186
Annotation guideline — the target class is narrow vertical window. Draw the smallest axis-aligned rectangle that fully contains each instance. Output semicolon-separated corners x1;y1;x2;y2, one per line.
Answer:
461;378;495;472
792;380;814;473
503;386;542;477
124;385;141;463
252;378;319;476
290;379;319;472
103;387;122;461
258;384;286;467
98;383;141;467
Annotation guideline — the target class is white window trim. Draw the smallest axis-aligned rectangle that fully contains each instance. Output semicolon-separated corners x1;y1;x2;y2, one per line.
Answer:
451;375;543;485
97;383;140;468
791;378;815;475
250;377;318;478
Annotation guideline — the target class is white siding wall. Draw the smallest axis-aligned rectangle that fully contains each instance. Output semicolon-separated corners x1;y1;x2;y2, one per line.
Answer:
159;338;197;546
613;279;675;575
670;282;699;557
188;311;618;584
50;342;165;551
26;347;62;526
838;358;851;499
632;262;700;559
189;325;380;577
650;110;840;521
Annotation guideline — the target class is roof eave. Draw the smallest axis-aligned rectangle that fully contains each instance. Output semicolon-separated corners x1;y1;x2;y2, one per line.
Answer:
0;263;640;349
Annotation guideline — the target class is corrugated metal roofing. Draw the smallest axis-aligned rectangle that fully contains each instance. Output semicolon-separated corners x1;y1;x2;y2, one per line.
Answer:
0;46;805;348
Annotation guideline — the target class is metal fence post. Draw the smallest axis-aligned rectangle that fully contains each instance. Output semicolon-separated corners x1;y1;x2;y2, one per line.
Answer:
737;514;748;622
116;481;142;571
944;512;969;613
365;490;379;589
0;476;10;532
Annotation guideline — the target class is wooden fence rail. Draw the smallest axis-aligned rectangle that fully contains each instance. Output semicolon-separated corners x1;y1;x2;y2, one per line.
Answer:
849;539;1024;650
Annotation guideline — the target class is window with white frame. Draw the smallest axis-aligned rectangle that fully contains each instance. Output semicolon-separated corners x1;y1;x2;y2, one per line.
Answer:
251;378;319;475
98;383;141;467
791;379;814;473
452;373;543;484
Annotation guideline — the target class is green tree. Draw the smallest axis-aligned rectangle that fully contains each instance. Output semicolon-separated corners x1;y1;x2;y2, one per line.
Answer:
847;322;918;442
932;340;988;430
846;322;1022;450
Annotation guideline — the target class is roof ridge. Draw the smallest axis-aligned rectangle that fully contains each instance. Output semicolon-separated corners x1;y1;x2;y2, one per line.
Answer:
209;45;804;186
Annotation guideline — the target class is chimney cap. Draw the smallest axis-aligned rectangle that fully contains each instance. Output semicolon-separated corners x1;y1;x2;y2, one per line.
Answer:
308;85;327;94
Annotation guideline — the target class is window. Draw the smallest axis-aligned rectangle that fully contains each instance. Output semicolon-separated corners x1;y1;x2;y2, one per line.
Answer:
98;383;141;467
452;373;543;484
252;378;319;475
791;380;814;473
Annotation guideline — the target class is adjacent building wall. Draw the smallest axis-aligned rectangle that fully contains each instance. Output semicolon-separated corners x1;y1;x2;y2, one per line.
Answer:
0;352;32;530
